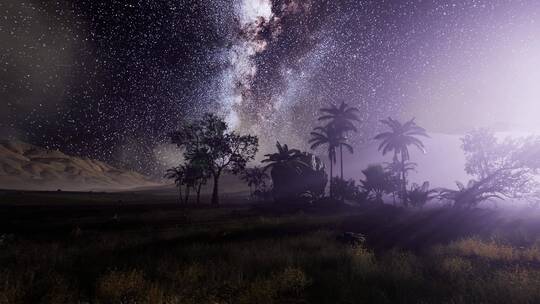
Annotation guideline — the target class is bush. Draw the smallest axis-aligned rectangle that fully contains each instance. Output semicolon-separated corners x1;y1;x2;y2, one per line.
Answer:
407;181;437;208
331;177;366;203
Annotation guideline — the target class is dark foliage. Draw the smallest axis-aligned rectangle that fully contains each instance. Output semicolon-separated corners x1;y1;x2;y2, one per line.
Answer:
336;232;366;248
440;129;540;208
164;166;185;204
263;142;327;203
317;102;360;180
331;177;366;203
375;117;428;205
309;125;351;198
170;113;259;205
439;179;504;208
359;164;393;204
241;166;269;199
407;181;437;208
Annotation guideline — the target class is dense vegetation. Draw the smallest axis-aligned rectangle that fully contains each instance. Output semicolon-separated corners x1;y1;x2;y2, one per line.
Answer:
167;103;540;209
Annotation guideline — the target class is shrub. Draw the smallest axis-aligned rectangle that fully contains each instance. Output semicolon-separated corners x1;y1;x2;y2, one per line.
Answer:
407;181;438;208
331;177;365;202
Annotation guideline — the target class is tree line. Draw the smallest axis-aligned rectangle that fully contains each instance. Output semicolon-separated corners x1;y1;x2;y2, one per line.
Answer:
166;105;540;208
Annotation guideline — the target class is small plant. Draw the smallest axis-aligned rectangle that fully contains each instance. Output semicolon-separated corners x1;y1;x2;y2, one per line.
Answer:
359;164;393;204
331;177;364;202
407;181;438;208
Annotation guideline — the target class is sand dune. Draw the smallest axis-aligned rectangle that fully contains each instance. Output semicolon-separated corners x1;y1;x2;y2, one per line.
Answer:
0;140;159;191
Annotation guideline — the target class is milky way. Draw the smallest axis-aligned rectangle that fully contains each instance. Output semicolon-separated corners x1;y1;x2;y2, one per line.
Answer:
2;0;539;174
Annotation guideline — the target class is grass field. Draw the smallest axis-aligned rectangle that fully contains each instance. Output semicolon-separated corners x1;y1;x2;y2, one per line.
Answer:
2;190;540;303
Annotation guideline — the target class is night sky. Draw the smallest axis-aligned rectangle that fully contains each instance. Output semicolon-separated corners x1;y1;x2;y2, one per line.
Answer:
2;0;539;174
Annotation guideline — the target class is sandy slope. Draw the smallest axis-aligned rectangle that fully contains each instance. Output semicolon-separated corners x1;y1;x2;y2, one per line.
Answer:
0;140;159;191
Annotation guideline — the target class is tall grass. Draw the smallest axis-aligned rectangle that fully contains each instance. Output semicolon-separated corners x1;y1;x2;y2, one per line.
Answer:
3;212;540;303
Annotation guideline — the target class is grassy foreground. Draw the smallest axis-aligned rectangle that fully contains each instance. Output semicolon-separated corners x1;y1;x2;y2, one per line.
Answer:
2;194;540;303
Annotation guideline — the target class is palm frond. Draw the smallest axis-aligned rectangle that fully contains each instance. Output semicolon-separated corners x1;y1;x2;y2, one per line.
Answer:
341;142;354;154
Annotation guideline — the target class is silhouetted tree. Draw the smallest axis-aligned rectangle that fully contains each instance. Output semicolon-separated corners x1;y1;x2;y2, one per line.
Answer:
262;141;305;170
439;179;503;208
318;102;360;179
183;162;210;204
262;143;327;202
164;166;186;204
374;118;428;205
241;166;269;198
359;164;393;204
309;125;352;198
262;142;308;202
170;113;259;205
384;159;417;204
443;129;540;207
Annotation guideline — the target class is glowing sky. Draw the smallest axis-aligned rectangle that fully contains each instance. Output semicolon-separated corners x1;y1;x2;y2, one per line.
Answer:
404;4;540;133
1;0;540;174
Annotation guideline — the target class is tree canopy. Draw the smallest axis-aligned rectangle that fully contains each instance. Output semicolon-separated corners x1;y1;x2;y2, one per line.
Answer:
170;113;258;205
459;129;540;201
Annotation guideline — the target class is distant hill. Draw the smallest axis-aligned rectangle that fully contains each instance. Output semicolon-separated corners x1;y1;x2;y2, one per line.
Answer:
0;140;159;191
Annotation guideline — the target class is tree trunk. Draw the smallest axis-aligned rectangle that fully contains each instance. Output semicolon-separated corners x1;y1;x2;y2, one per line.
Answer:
340;145;343;180
196;183;202;204
376;192;383;204
401;152;407;206
184;187;190;204
177;185;183;204
329;154;333;198
211;174;220;206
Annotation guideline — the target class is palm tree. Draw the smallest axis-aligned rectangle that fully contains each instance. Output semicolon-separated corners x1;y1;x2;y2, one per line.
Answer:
261;141;306;172
318;102;360;179
374;117;428;205
262;142;309;202
309;125;352;198
384;159;417;204
164;166;186;204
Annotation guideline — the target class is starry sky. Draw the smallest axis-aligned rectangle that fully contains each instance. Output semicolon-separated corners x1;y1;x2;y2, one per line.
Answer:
2;0;540;174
